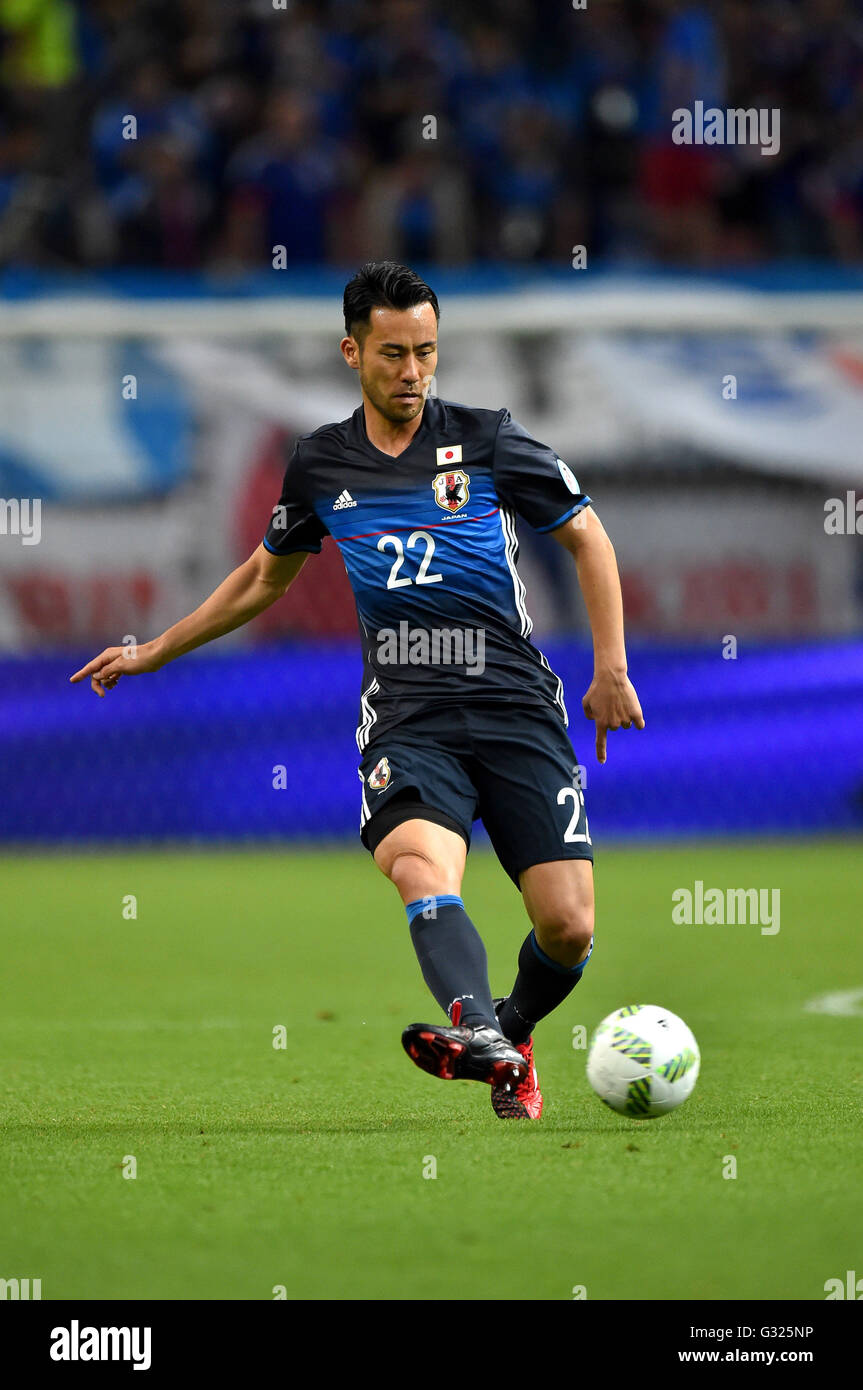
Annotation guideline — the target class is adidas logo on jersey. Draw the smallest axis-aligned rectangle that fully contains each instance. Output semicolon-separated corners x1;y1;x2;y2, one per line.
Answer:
333;490;357;510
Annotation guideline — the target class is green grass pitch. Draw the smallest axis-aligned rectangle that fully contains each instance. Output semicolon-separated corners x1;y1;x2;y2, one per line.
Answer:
1;840;861;1301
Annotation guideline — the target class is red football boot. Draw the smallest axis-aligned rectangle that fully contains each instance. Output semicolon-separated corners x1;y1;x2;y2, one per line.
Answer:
490;998;543;1119
401;1020;527;1089
401;997;527;1090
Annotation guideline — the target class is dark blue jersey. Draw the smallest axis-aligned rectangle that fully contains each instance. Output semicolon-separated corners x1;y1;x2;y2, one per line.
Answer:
263;397;591;751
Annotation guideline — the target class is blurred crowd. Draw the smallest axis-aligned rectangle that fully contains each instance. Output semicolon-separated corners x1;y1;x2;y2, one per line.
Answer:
1;0;863;270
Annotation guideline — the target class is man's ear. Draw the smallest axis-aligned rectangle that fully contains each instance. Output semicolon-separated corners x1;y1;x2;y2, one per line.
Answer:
340;335;360;370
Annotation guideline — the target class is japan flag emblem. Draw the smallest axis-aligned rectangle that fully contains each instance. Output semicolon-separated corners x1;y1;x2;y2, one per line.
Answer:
435;444;462;467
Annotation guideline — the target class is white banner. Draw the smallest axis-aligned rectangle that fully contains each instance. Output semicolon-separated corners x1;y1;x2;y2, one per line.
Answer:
1;324;860;648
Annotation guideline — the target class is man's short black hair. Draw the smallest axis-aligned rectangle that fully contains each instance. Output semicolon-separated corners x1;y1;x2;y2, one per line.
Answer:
343;261;440;339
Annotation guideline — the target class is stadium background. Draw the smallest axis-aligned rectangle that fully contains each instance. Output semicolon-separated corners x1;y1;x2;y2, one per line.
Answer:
1;0;861;845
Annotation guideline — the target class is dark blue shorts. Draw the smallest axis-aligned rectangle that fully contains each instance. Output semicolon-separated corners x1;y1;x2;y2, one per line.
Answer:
358;701;593;887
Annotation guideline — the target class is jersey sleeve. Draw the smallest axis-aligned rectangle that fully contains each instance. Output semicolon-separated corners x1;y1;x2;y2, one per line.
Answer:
491;409;591;533
263;441;328;556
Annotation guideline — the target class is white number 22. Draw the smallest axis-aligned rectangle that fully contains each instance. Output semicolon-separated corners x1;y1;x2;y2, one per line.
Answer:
377;531;443;589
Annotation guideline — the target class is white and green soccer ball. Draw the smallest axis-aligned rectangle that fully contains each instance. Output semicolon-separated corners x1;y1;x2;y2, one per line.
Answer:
586;1005;700;1118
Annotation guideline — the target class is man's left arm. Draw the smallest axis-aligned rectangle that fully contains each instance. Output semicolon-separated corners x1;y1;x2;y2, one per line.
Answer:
552;507;645;765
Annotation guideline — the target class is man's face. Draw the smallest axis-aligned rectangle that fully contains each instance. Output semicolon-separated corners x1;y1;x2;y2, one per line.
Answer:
342;303;438;424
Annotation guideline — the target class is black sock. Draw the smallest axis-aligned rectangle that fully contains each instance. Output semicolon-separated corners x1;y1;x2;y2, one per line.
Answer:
497;930;594;1045
406;895;499;1031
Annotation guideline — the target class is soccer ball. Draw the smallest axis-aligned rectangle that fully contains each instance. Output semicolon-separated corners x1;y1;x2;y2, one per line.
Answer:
586;1004;700;1118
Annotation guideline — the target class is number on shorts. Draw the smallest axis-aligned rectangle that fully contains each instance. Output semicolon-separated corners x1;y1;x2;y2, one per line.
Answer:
557;785;592;845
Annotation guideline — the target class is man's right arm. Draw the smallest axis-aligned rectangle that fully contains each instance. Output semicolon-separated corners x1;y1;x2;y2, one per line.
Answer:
70;544;309;698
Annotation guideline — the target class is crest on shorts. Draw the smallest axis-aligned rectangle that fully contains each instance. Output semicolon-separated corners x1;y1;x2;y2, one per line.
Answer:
432;469;470;513
368;756;391;790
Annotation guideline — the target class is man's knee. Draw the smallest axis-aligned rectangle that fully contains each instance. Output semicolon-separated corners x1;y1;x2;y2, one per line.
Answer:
373;822;465;903
387;848;462;901
522;861;595;963
529;885;595;963
534;904;595;960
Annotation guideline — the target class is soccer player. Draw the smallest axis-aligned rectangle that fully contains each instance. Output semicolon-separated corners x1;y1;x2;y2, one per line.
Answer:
70;261;644;1120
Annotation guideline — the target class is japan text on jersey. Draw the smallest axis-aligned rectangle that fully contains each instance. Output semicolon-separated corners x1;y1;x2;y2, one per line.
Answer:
263;397;591;750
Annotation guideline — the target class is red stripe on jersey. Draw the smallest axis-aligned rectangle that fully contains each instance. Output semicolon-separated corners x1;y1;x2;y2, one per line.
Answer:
335;507;500;545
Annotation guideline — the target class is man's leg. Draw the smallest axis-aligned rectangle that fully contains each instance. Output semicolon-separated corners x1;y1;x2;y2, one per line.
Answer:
373;817;498;1029
496;860;595;1046
488;860;594;1117
374;816;527;1088
462;703;596;1116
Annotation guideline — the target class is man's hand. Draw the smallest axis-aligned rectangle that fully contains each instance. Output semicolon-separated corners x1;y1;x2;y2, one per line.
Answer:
70;640;164;698
582;667;645;765
68;546;308;699
551;508;645;763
